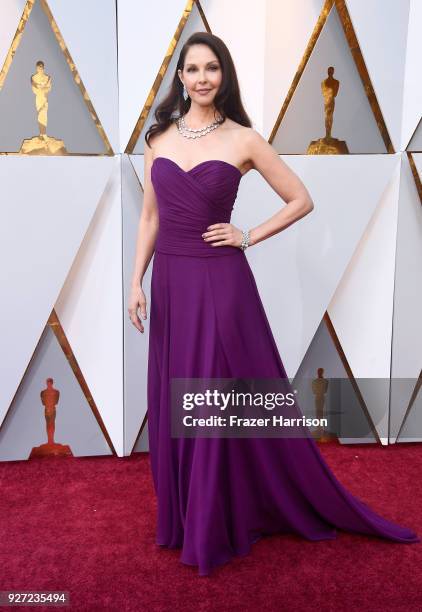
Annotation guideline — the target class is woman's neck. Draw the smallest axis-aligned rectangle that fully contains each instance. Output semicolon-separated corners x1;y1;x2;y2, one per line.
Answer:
182;105;221;128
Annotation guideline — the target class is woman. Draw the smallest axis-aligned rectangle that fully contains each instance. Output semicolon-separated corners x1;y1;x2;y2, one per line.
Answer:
128;31;419;576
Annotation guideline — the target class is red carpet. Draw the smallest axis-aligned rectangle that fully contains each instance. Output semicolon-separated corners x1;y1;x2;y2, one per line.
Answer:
1;442;421;611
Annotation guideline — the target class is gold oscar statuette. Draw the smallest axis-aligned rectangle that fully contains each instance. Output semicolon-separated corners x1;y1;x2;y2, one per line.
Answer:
311;367;337;442
29;377;72;458
20;60;67;155
307;66;349;154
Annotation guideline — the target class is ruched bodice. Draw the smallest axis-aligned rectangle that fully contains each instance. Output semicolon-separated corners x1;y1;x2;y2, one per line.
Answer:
151;156;242;257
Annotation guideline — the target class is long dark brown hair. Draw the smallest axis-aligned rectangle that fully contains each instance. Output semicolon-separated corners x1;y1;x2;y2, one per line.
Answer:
145;31;252;147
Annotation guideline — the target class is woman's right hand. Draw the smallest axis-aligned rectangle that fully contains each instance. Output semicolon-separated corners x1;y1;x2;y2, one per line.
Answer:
128;285;147;333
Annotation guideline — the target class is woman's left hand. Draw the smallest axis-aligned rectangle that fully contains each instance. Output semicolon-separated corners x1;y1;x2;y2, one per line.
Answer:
202;223;243;248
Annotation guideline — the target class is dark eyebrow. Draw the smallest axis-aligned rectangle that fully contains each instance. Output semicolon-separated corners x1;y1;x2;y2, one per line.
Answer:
185;60;219;67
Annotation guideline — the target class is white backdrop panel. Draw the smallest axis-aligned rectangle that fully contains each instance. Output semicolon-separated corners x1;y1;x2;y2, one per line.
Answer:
346;0;410;153
122;155;151;454
401;0;422;150
0;1;28;68
202;0;266;131
55;156;124;456
263;0;326;139
117;0;188;152
328;155;400;379
0;156;115;428
231;154;396;377
328;155;401;443
389;153;422;441
48;0;119;153
132;1;207;154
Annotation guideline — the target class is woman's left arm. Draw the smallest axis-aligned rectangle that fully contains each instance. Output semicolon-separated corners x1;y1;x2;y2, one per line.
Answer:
244;129;314;247
203;128;314;249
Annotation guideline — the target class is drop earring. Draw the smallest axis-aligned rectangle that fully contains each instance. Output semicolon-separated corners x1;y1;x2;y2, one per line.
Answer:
182;83;189;101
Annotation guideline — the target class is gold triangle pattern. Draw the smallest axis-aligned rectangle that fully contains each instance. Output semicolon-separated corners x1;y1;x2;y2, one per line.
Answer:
0;308;117;456
269;0;393;153
323;312;381;443
396;370;422;441
0;0;113;155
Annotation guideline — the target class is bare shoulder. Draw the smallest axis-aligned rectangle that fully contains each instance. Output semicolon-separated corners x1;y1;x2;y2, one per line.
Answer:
221;118;254;141
222;121;271;172
241;126;267;150
147;122;177;160
223;120;264;149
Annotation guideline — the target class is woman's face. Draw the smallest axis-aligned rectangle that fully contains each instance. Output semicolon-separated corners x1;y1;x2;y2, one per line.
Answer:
178;44;222;106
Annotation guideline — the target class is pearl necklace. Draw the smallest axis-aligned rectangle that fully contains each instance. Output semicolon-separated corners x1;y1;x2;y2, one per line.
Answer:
177;115;223;139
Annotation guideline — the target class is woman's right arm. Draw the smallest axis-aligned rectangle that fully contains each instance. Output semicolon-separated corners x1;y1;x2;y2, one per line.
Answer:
127;142;159;333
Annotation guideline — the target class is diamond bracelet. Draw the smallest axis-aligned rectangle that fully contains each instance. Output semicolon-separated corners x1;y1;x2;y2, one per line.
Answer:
240;230;251;251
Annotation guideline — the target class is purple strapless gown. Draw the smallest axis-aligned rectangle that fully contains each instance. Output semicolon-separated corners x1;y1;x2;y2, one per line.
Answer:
147;156;419;576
